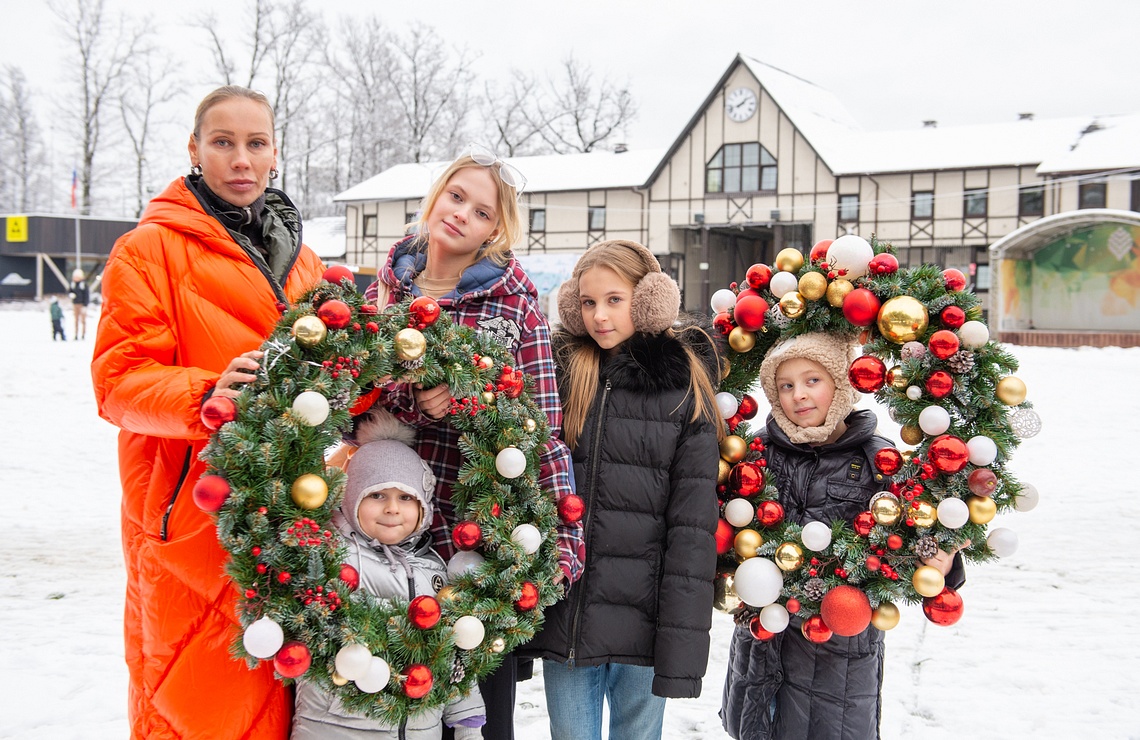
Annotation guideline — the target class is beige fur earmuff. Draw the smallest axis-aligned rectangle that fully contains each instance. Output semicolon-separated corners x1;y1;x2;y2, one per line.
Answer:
557;239;680;336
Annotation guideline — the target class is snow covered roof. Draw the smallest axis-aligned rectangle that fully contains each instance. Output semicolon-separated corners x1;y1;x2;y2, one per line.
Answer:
333;149;666;203
303;216;346;259
1036;113;1140;174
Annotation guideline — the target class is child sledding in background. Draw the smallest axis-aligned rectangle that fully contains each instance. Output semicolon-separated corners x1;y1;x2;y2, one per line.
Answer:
720;332;968;740
292;409;484;740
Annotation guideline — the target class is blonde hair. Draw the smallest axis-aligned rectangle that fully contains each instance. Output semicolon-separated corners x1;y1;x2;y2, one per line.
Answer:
557;241;725;449
192;86;275;139
413;156;523;265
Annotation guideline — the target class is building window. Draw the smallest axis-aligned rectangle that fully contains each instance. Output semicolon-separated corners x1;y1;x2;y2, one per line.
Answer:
1079;181;1107;209
529;208;546;233
912;191;934;220
1132;179;1140;213
964;188;988;218
588;207;606;231
404;212;421;236
706;142;777;194
838;194;859;223
363;214;378;237
1019;185;1044;217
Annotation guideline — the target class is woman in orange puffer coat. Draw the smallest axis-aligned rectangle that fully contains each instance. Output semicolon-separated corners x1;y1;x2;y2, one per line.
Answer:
92;86;324;739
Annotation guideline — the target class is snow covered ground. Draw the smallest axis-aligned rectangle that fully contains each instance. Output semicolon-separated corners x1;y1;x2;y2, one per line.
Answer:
2;300;1137;739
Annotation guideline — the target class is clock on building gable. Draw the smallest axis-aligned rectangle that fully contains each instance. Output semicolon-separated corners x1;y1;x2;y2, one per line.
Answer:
725;86;757;122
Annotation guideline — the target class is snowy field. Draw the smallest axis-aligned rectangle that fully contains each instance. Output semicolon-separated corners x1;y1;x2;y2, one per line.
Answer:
1;299;1137;739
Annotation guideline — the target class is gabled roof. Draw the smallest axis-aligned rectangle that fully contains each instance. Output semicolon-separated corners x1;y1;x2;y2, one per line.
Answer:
1036;113;1140;174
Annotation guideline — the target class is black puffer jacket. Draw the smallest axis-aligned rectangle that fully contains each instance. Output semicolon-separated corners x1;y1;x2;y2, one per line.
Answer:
721;410;965;739
523;325;721;698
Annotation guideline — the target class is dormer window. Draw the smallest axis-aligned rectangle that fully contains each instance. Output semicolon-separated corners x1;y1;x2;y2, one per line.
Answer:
706;143;776;194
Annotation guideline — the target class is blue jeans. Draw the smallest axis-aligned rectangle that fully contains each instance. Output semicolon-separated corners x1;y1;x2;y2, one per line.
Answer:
543;660;666;740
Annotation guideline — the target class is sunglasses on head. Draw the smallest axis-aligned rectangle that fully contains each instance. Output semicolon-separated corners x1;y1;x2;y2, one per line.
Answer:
464;144;527;195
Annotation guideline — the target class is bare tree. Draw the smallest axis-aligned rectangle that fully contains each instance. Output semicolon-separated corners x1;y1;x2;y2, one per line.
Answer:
480;70;557;157
538;56;637;153
119;50;181;217
196;0;273;87
0;67;48;212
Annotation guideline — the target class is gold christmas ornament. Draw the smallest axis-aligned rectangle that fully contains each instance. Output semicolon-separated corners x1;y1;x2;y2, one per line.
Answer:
911;501;938;528
798;272;827;301
887;365;908;390
967;495;997;524
436;585;457;603
478;356;495;370
291;473;329;510
900;425;924;445
734;529;764;560
728;327;757;353
331;671;349;687
775;248;805;272
491;638;506;653
718;458;732;485
825;278;854;307
912;565;946;597
714;572;742;612
292;315;328;347
481;391;497;405
720;435;748;464
877;296;930;344
779;291;806;319
872;601;901;630
774;541;805;571
996;376;1027;406
870;493;902;526
394;328;427;362
523;418;537;434
721;358;732;380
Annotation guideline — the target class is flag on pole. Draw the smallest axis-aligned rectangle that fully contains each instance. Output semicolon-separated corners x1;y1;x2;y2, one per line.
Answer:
70;168;78;210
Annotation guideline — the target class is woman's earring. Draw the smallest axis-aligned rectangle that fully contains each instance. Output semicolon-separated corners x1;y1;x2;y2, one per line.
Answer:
190;163;202;176
269;167;279;180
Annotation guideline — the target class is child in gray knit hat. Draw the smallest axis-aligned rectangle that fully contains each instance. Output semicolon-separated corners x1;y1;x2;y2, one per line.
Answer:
292;410;485;740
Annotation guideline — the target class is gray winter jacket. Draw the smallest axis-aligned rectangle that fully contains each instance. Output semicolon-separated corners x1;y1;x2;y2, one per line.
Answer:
291;518;485;740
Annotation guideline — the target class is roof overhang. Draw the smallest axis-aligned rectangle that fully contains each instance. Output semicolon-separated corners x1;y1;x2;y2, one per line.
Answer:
989;209;1140;261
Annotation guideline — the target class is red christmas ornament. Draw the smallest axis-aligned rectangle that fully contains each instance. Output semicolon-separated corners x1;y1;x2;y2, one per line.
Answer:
842;288;881;327
887;534;904;550
322;264;356;286
713;311;735;336
809;240;833;263
402;664;434;699
729;461;765;497
491;502;502;518
359;303;379;314
409;296;442;327
968;468;998;496
733;294;769;332
715;519;735;555
940;305;966;329
452;521;483;551
924;371;954;399
408;595;442;630
922;586;965;626
848;355;887;394
785;598;801;614
819;585;873;637
746;263;773;290
192;475;231;513
853;511;875;537
200;396;238;431
316;299;352;330
874;448;903;476
928;330;960;360
339;563;360;591
758;500;785;528
558;494;585;523
737;394;759;420
273;641;312;679
801;614;833;643
736;288;762;301
499;367;525;398
929;434;969;474
726;413;743;432
943;268;967;292
864;555;881;571
867;252;899;275
749;615;777;641
516;581;539;611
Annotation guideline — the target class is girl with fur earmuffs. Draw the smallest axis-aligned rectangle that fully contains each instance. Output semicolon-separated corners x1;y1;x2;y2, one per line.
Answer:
521;239;724;740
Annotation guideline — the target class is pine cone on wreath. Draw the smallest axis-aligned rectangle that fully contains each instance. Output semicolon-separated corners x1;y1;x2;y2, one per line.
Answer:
915;536;940;559
947;350;975;374
803;577;826;602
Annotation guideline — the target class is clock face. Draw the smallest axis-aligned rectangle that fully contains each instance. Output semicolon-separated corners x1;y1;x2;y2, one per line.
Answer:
726;87;757;122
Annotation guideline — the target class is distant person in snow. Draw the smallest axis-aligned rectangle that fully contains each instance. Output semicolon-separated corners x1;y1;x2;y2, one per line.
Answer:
67;269;89;340
90;85;324;740
50;297;66;341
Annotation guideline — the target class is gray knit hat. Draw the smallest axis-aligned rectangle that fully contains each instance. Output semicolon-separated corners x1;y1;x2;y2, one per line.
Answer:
759;331;859;444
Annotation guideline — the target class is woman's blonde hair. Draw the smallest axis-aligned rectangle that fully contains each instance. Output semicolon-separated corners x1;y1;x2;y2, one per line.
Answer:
412;155;523;265
557;241;726;448
192;86;275;139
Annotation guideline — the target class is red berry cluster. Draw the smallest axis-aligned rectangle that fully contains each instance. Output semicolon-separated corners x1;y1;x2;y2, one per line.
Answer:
322;355;362;379
449;395;487;417
300;584;342;611
818;262;850;280
287;518;332;547
365;321;379;333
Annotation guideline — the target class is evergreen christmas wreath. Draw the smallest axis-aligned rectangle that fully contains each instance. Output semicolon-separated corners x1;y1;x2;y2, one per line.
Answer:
710;236;1041;641
195;267;573;724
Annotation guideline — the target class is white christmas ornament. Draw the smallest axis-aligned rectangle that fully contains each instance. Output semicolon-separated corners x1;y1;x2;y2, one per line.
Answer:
452;615;486;650
1014;482;1040;512
724;498;755;527
334;643;373;681
711;289;738;313
292;390;330;426
1010;408;1043;439
906;385;923;401
826;235;874;279
716;392;741;420
800;521;832;551
769;271;799;299
354;656;391;694
987;527;1019;557
957;320;989;349
759;603;790;633
966;436;998;466
918;405;951;436
936;498;970;529
733;556;784;608
447;550;486;579
495;447;527;478
510;523;542;555
242;616;284;659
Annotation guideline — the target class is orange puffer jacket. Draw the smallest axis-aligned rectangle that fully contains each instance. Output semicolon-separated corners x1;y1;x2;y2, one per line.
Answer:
92;177;324;739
